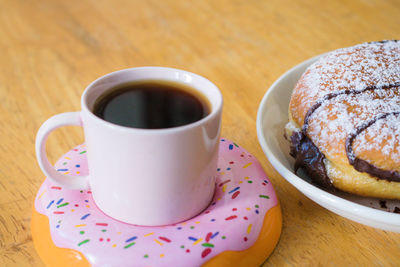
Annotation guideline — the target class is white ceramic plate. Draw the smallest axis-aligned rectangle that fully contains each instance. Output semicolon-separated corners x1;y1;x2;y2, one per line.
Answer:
256;55;400;232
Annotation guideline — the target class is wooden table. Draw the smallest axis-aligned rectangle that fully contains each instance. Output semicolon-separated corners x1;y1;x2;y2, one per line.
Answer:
1;0;400;265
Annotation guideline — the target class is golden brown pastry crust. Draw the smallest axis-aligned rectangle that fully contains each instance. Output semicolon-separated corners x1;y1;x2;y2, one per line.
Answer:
287;40;400;199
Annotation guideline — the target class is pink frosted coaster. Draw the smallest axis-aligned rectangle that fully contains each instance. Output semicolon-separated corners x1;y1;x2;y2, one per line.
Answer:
34;139;280;266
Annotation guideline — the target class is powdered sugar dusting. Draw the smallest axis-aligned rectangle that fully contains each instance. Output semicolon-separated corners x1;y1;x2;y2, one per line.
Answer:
354;113;400;165
299;41;400;167
308;88;400;161
293;41;400;121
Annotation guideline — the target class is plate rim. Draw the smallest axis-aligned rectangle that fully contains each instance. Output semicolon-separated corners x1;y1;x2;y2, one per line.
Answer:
256;55;400;229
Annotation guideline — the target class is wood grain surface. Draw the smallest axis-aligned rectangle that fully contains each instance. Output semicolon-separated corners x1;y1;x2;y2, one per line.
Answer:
1;0;400;266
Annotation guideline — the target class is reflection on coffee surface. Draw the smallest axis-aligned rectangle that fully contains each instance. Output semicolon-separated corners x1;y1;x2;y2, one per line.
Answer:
93;80;210;129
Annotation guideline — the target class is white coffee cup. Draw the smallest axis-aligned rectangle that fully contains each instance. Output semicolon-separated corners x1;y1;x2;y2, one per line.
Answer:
35;67;223;226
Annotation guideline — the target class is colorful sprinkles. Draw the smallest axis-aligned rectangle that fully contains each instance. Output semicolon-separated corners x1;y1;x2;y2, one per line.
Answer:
51;186;62;190
159;237;171;243
81;213;90;220
124;242;135;249
57;202;69;208
225;215;238;221
38;190;47;199
188;236;197;241
228;187;240;194
46;200;54;209
192;238;203;245
78;239;90;246
34;140;278;266
126;236;137;242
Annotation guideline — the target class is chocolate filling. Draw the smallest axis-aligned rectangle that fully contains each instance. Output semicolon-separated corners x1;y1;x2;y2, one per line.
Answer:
289;131;333;189
289;82;400;187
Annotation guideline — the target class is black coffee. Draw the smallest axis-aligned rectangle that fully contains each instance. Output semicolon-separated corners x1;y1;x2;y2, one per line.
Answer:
93;80;210;129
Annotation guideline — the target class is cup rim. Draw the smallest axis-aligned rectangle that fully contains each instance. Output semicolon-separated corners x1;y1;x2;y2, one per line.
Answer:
81;66;223;134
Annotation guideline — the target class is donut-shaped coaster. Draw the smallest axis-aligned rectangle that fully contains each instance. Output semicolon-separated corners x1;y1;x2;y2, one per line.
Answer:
32;139;282;266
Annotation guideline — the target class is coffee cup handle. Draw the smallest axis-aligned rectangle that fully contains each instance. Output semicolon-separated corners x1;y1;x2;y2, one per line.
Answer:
35;112;89;189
